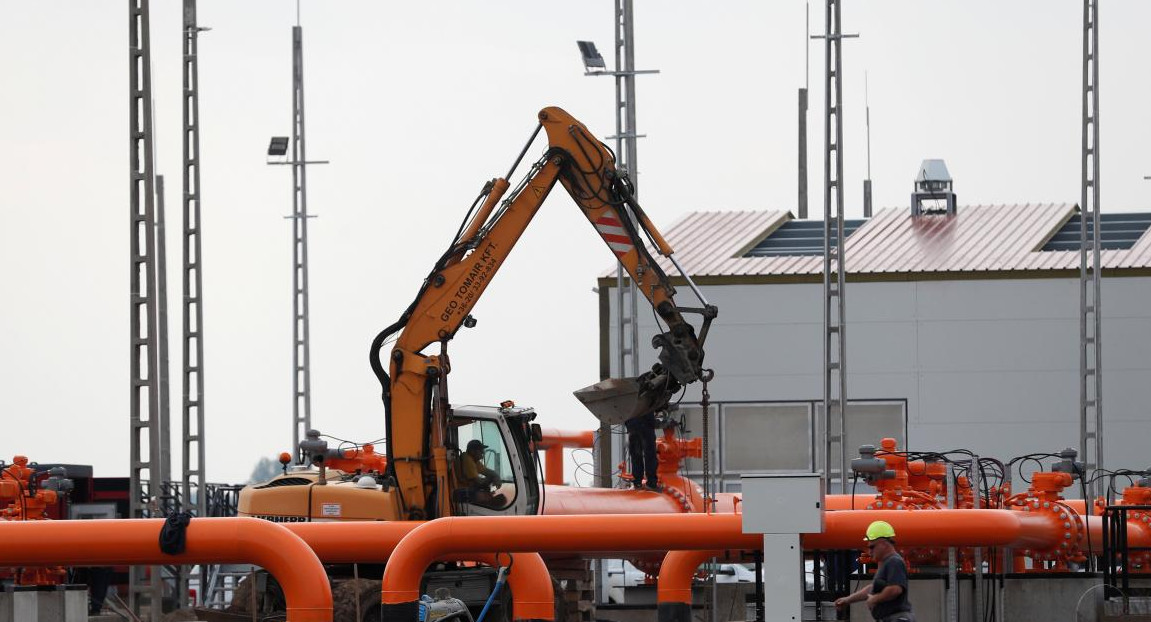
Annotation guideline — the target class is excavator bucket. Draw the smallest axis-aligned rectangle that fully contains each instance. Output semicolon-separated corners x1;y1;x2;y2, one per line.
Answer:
573;377;656;425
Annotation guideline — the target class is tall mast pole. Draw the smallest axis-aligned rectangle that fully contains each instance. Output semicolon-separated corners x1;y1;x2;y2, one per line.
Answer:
290;23;314;462
815;0;857;495
127;1;164;618
181;0;208;606
1079;0;1103;498
798;2;809;219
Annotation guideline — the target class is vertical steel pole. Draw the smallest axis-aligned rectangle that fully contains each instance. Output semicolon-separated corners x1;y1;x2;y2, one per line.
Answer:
863;74;873;218
799;88;809;219
799;4;809;220
128;2;164;618
822;0;849;494
1080;0;1104;500
291;25;314;462
181;0;208;605
156;173;173;507
946;464;959;622
970;457;986;619
622;0;641;380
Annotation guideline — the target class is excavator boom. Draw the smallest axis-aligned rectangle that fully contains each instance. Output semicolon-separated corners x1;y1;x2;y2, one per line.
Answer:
369;106;716;520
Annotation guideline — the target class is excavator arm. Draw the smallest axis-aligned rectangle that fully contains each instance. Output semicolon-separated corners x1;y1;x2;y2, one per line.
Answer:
369;106;717;519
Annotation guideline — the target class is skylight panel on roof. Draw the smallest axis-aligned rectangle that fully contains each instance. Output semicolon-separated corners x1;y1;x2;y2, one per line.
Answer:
744;219;867;257
1038;213;1151;252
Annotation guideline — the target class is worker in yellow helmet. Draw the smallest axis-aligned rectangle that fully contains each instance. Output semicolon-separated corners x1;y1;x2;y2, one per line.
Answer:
834;520;915;622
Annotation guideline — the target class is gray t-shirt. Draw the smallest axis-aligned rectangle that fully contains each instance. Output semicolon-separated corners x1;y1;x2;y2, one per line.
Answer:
870;552;910;620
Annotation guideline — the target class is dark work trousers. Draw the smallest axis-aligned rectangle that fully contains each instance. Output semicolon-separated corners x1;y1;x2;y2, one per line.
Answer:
625;412;658;487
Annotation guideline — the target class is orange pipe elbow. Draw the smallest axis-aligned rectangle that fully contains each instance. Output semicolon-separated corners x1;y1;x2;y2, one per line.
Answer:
537;429;593;487
381;514;762;607
0;518;331;622
657;550;717;604
287;522;552;621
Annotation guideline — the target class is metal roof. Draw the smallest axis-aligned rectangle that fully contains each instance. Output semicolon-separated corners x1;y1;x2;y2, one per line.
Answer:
604;204;1151;279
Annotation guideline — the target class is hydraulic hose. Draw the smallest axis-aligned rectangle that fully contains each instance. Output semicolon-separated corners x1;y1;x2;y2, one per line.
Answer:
475;565;510;622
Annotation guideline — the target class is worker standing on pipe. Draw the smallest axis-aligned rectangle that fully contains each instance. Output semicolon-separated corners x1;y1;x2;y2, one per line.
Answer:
834;521;915;622
624;411;660;491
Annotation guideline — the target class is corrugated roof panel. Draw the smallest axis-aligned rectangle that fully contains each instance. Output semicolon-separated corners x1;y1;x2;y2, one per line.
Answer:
970;203;1039;270
598;204;1151;280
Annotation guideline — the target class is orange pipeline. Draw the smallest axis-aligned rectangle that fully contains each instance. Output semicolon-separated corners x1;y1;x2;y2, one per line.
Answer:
287;522;553;621
380;509;1071;611
537;429;595;486
0;518;331;622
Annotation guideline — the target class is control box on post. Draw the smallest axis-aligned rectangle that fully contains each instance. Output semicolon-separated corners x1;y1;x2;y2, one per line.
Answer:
741;474;825;622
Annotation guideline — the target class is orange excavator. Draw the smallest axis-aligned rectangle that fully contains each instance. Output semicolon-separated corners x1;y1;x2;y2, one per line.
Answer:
238;106;717;524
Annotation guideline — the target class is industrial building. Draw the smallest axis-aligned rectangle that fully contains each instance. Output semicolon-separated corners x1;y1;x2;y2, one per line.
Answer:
599;202;1151;493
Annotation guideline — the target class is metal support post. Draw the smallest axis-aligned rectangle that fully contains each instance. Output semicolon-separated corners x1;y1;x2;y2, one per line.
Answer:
581;1;659;605
613;0;642;386
1080;0;1104;499
798;88;809;219
127;1;164;618
970;457;986;621
798;4;810;219
182;0;208;605
290;25;314;462
863;73;873;218
814;0;856;494
264;24;328;463
946;464;958;622
156;173;173;510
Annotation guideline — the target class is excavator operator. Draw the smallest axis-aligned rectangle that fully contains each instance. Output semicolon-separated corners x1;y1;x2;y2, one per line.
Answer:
459;440;507;507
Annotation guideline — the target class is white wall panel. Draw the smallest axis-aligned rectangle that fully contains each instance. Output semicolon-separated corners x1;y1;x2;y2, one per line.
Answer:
603;276;1151;474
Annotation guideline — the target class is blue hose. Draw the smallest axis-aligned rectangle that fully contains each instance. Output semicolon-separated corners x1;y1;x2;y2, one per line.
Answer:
475;566;509;622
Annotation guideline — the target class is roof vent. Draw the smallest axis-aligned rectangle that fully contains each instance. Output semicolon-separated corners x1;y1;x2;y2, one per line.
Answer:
911;159;957;216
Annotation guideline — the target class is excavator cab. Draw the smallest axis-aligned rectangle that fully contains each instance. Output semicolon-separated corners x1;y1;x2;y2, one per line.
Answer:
449;405;541;517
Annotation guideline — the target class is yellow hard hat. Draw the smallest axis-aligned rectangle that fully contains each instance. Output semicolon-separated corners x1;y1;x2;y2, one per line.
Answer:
865;520;896;542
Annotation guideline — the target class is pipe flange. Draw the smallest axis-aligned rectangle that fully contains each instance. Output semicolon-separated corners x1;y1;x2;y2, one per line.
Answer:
665;486;695;513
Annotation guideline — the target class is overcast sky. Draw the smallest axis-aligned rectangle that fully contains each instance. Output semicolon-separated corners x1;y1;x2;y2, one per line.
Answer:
2;2;1149;485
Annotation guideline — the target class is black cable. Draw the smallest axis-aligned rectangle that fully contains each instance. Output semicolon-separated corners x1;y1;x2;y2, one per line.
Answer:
534;438;547;514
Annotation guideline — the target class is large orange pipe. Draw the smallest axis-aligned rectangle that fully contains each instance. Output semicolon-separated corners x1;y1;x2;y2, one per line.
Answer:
0;518;331;622
378;509;1064;618
1084;515;1151;550
287;522;553;621
542;486;689;515
811;509;1062;550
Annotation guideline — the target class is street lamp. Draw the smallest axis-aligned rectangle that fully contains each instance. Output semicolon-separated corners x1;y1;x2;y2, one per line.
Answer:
266;136;289;158
576;40;606;73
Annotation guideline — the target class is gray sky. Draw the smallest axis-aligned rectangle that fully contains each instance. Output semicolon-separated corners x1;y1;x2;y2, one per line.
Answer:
2;1;1149;484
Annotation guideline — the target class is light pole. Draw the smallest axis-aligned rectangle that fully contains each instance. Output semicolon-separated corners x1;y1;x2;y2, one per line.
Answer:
266;55;328;464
